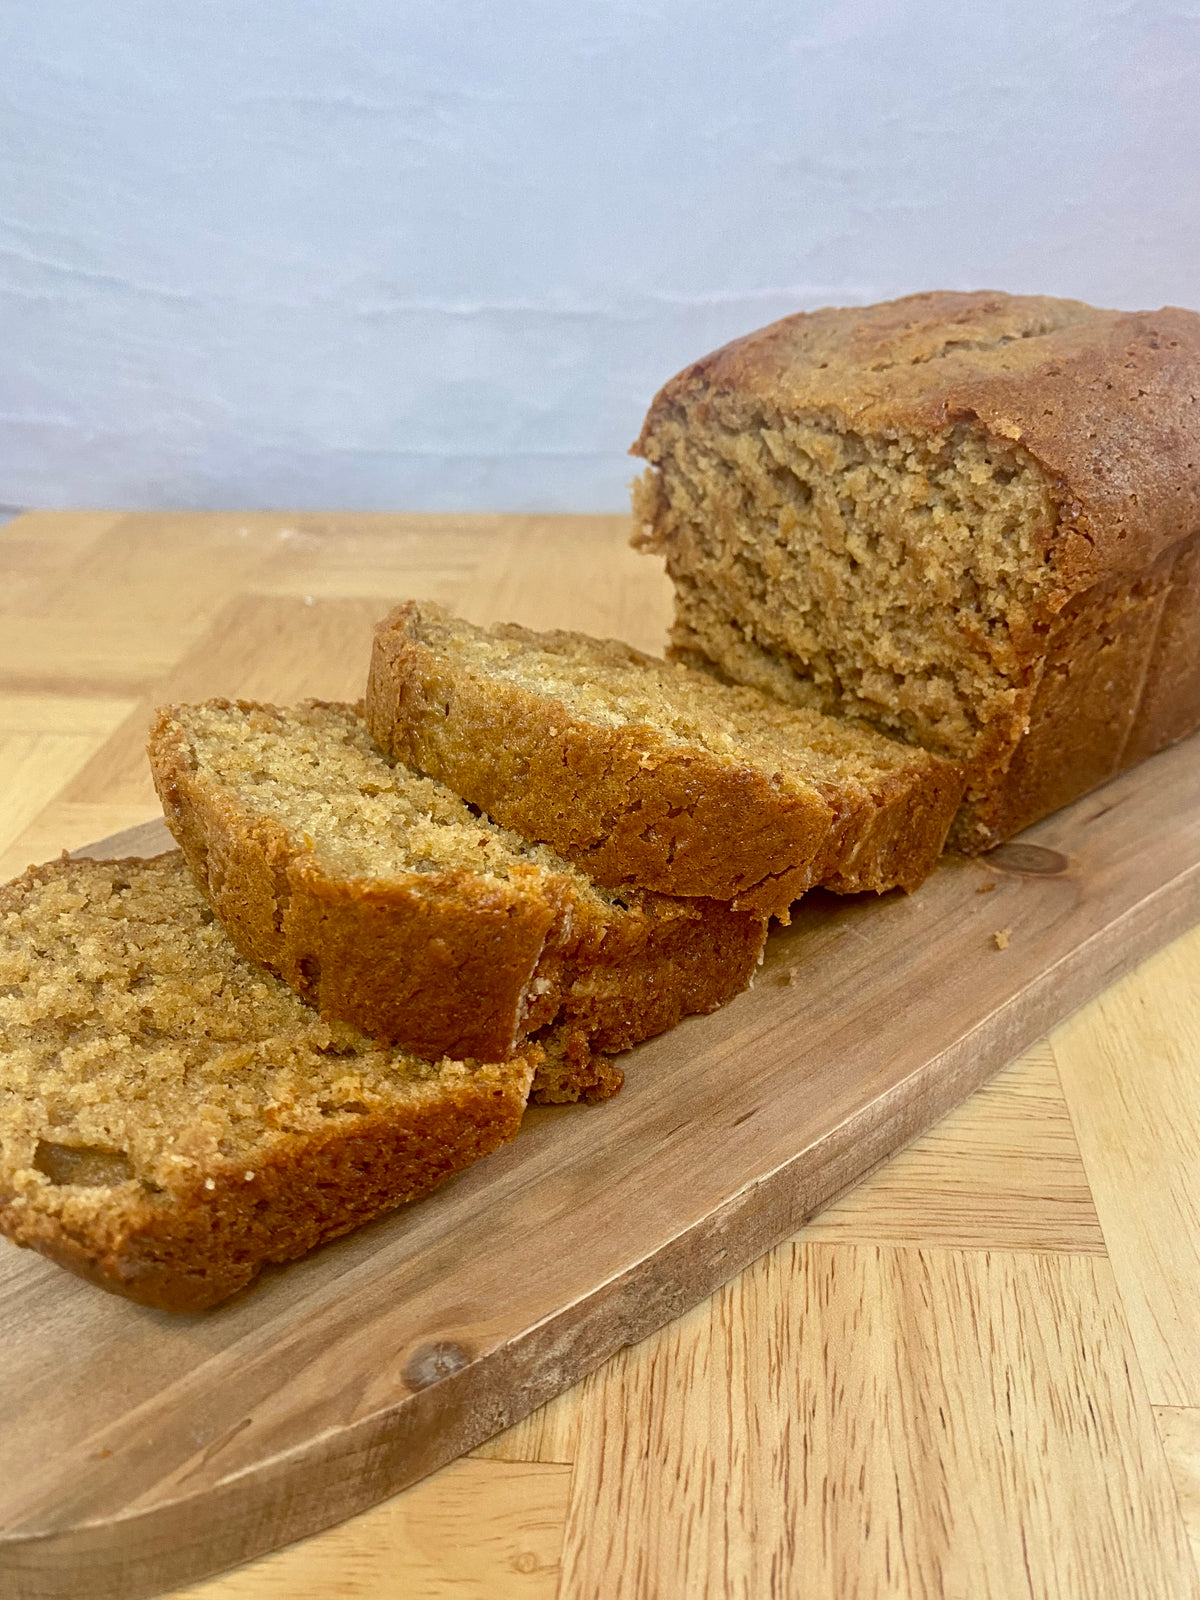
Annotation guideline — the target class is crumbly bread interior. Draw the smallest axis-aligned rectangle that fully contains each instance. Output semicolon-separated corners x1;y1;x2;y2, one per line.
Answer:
175;699;615;905
412;607;947;794
635;412;1058;765
0;854;514;1210
158;697;766;1079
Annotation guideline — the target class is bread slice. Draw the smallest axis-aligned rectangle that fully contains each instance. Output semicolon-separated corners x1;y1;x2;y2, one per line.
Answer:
149;699;766;1080
365;602;964;921
0;853;534;1311
630;290;1200;848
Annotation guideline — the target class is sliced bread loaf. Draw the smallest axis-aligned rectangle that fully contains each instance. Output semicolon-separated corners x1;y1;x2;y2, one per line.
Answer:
365;602;964;920
149;700;766;1077
630;290;1200;848
0;853;534;1311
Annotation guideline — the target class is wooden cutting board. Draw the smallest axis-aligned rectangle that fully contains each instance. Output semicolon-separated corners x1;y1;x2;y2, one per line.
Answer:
4;732;1200;1600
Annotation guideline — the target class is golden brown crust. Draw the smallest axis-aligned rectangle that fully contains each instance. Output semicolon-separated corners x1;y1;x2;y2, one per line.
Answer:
152;708;564;1062
957;531;1200;846
811;763;970;895
633;291;1200;846
529;886;766;1053
366;604;962;919
1;1065;530;1312
149;701;767;1072
1121;532;1200;767
634;291;1200;601
368;612;825;912
0;851;537;1311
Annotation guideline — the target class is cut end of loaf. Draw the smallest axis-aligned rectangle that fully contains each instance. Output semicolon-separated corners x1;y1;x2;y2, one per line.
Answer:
631;291;1200;848
0;853;533;1309
151;695;766;1077
368;601;963;915
150;697;623;1063
153;697;592;889
634;412;1057;778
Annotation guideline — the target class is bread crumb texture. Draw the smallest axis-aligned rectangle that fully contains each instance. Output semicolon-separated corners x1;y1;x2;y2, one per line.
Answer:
367;602;963;916
635;376;1057;764
394;603;945;784
632;290;1200;847
0;853;532;1309
165;697;599;889
151;699;768;1074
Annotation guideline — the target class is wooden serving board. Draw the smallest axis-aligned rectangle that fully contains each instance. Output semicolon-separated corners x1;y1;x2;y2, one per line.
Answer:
3;736;1200;1600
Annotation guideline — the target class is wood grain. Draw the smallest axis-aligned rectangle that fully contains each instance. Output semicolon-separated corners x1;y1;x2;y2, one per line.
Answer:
163;1458;571;1600
0;802;169;883
1054;928;1200;1406
456;513;673;651
2;510;1198;1600
0;595;387;872
801;1042;1106;1253
5;733;1200;1599
472;1385;584;1467
0;512;125;617
472;1041;1107;1474
470;1044;1106;1470
0;515;284;694
1154;1406;1200;1573
559;1245;1197;1600
0;695;133;874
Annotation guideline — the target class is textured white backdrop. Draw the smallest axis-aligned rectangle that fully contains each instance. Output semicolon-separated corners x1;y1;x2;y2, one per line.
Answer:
1;0;1198;512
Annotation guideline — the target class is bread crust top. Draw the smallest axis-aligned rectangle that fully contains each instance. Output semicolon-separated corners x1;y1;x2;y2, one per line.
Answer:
633;290;1200;602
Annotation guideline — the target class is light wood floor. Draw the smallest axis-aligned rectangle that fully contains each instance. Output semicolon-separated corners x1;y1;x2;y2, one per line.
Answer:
4;511;1199;1600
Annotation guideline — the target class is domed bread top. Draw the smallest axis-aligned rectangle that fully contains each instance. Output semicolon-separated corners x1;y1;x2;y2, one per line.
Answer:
630;291;1200;848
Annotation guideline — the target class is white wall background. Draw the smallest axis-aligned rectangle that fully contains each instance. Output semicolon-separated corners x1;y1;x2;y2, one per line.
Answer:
1;0;1198;513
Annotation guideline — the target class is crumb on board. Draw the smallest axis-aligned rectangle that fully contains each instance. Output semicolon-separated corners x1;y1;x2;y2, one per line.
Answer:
993;928;1012;951
976;880;997;894
775;969;795;987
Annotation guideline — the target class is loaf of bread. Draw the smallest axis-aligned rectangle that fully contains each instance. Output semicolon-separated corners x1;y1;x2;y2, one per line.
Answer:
365;602;963;920
0;853;535;1310
149;700;766;1085
631;291;1200;849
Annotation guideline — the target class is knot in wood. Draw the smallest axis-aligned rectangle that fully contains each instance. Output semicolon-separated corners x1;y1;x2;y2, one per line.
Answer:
986;842;1071;877
402;1339;473;1390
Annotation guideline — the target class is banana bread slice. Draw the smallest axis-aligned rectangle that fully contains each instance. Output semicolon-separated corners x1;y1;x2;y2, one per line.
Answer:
365;602;963;921
0;853;534;1311
149;699;765;1077
631;290;1200;849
